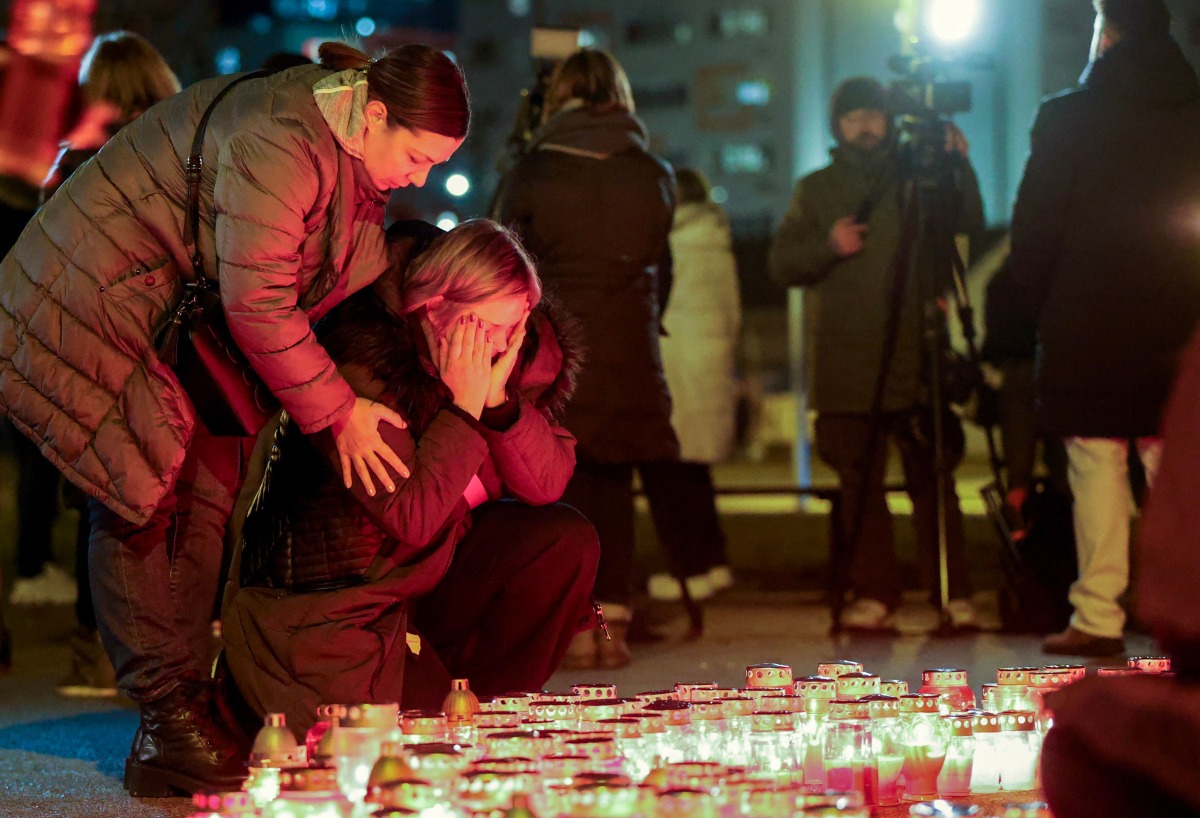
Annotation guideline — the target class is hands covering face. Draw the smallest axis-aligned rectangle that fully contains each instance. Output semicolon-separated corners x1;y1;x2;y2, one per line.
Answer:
423;309;530;420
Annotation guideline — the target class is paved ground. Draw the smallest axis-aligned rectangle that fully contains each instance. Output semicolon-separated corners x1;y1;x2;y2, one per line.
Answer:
0;592;1150;817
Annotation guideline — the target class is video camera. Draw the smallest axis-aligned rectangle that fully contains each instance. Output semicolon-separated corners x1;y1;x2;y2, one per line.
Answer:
886;54;973;119
885;54;977;179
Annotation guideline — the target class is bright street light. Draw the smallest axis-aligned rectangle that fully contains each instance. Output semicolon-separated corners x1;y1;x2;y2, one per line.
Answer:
436;212;459;231
445;173;470;197
926;0;981;44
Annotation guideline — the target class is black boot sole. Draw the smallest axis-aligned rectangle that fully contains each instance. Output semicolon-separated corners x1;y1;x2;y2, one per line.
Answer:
124;757;244;798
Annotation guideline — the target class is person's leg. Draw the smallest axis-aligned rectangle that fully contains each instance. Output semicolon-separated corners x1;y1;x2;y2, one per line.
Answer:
814;413;901;613
1064;436;1131;640
12;431;58;578
88;421;250;796
560;462;635;609
74;501;96;633
640;460;729;580
169;423;254;680
894;408;971;605
412;502;600;695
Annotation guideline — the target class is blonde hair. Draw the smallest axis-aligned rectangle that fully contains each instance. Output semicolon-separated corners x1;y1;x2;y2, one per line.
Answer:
543;48;635;120
79;31;180;121
403;220;541;320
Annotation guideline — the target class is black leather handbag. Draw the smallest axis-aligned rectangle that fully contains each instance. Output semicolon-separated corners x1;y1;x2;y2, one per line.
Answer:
156;71;278;437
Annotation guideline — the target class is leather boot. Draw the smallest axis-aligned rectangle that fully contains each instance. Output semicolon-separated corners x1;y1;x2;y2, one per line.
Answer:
124;678;248;797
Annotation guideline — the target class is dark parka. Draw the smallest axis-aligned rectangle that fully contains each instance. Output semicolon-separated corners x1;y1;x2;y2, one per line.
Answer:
222;280;583;735
0;65;388;525
769;139;984;414
1010;35;1200;437
494;106;679;463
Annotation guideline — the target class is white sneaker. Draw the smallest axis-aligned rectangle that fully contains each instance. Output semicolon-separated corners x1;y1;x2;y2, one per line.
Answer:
707;565;735;593
839;598;895;632
946;598;980;631
646;572;714;602
9;562;78;606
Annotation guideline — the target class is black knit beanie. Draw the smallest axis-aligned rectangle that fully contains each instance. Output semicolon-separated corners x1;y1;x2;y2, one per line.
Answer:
830;77;889;139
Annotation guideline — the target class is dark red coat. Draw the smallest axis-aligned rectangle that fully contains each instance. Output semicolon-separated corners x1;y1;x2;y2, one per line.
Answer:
222;285;582;735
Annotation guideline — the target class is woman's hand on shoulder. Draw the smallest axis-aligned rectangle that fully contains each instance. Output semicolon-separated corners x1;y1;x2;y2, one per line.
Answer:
487;309;530;408
433;315;492;420
330;398;411;497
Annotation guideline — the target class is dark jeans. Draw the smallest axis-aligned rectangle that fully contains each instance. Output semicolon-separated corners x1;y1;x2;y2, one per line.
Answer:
403;502;599;708
88;420;253;701
815;409;970;609
560;460;730;605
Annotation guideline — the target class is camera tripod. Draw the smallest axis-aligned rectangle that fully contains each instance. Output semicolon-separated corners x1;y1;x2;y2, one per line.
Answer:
829;130;994;637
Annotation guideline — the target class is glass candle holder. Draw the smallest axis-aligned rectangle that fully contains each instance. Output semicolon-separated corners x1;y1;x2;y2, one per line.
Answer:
192;791;256;817
936;714;975;797
996;711;1040;791
897;695;949;801
399;710;449;745
817;660;863;679
799;790;869;817
305;705;346;765
746;663;794;690
823;719;876;807
492;692;536;713
528;700;578;730
572;682;618;700
919;668;976;713
688;701;730;763
675;682;719;701
836;672;881;700
656;787;719;818
1128;656;1172;674
642;700;695;763
748;711;801;781
863;695;902;807
399;742;470;784
269;769;351;818
331;703;401;804
880;680;909;697
1042;664;1086;684
969;712;1002;793
1097;666;1140;677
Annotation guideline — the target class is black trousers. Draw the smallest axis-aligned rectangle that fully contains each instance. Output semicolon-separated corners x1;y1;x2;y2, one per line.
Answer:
402;502;599;709
815;409;970;609
560;461;730;606
10;427;96;630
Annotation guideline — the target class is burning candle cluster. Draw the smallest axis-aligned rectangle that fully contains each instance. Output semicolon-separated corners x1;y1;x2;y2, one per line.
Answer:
185;656;1172;818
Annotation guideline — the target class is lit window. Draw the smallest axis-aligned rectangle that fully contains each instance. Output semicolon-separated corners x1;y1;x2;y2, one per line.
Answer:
735;80;771;107
712;8;769;39
718;144;770;174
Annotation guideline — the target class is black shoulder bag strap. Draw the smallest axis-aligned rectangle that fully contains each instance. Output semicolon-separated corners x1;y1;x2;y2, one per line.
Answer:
158;70;270;362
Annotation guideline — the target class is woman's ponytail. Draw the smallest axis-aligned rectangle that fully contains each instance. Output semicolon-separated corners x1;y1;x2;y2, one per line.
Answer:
317;41;371;72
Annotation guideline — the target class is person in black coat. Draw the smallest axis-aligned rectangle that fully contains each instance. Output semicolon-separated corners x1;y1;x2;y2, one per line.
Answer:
494;49;678;669
1010;0;1200;657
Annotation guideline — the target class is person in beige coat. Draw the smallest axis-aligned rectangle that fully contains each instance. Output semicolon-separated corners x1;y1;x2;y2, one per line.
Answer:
648;168;740;601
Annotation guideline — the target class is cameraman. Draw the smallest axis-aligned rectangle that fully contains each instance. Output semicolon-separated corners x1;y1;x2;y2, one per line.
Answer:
769;77;984;632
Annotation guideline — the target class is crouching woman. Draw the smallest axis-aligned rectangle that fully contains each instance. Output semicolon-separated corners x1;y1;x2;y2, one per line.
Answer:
222;220;598;735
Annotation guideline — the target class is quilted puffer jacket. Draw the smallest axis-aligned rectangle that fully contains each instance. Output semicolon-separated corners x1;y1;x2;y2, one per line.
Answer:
0;64;388;525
